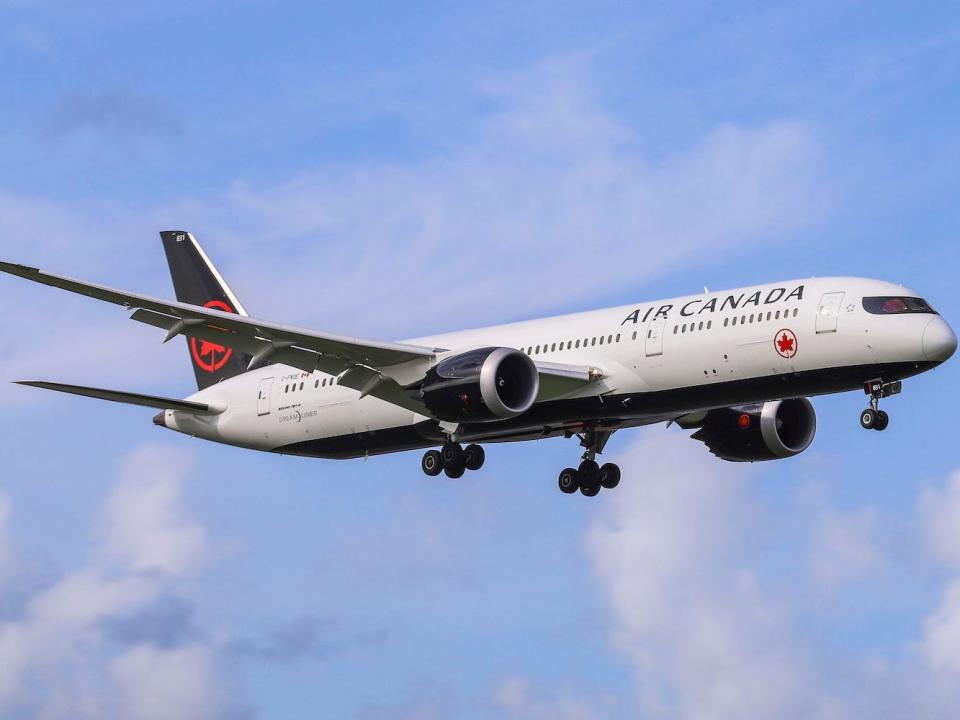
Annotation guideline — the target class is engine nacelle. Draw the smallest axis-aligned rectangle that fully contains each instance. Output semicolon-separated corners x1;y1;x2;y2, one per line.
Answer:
690;398;817;462
419;347;540;423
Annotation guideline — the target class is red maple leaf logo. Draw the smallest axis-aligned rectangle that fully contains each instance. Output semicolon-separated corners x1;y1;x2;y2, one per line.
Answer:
775;329;798;358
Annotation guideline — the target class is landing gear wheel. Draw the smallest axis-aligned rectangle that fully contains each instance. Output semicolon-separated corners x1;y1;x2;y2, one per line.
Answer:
421;450;443;477
444;464;465;479
558;468;580;494
860;408;877;430
578;460;601;496
580;481;601;497
464;444;485;471
578;459;600;484
874;410;889;431
440;442;464;468
600;463;621;489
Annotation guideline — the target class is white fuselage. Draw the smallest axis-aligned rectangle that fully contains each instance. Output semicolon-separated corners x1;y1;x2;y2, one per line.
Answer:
159;277;956;458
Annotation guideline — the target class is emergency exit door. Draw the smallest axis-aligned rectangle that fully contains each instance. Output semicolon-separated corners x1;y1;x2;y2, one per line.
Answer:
816;292;845;334
257;377;274;416
645;316;666;356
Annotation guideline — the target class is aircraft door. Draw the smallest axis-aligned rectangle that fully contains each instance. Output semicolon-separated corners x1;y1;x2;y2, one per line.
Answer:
645;316;666;357
816;292;845;334
257;377;273;416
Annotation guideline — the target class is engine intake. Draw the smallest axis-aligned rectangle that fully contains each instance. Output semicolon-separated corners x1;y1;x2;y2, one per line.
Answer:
690;398;817;462
419;347;539;423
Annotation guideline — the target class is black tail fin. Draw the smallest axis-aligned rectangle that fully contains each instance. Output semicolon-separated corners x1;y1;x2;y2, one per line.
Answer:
160;231;252;391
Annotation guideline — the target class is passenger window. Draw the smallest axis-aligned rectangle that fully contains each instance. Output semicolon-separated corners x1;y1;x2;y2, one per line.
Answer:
567;341;572;349
707;321;712;329
775;310;780;320
732;317;738;326
315;380;319;388
682;324;686;334
575;339;580;348
741;315;746;325
551;343;556;352
723;318;729;327
632;331;637;340
608;334;613;344
615;334;620;342
591;338;597;346
766;312;772;321
793;308;799;318
535;345;540;354
698;322;704;331
599;336;604;345
300;382;304;391
673;326;678;334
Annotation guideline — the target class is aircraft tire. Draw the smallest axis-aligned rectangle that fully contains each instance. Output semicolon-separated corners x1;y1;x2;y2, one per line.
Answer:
600;463;621;489
558;468;579;494
874;410;889;431
422;450;443;477
441;442;465;469
464;444;485;471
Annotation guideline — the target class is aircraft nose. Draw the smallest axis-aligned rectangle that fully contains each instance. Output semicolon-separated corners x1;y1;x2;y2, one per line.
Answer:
923;317;958;363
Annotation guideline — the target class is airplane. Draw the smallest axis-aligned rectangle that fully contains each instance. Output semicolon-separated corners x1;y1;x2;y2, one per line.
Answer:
1;232;956;497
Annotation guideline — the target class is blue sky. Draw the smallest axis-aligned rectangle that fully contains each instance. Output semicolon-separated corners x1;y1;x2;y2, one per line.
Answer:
0;2;959;718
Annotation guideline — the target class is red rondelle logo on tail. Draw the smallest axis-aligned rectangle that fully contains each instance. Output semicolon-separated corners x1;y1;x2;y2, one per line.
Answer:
190;300;234;372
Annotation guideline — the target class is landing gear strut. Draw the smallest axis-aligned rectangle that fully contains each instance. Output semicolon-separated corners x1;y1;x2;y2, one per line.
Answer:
556;429;621;497
860;379;899;432
422;442;485;478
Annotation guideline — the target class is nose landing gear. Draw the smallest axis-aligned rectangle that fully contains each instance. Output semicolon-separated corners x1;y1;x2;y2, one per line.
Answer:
860;379;900;432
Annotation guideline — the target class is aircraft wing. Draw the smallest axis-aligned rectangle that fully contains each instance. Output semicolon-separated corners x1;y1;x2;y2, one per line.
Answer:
1;260;601;416
0;260;438;379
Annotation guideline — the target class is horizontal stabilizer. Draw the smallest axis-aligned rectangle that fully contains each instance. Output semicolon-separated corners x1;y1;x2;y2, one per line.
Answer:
14;381;221;414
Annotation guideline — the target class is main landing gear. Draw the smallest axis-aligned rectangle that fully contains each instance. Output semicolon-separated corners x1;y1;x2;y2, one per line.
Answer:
421;442;485;479
860;379;900;432
558;429;621;498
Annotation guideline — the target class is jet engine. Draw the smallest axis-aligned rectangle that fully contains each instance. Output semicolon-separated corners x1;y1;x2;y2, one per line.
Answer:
419;347;539;423
687;398;817;462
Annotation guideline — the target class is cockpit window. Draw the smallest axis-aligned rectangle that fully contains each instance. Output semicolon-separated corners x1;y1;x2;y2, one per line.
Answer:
862;296;937;315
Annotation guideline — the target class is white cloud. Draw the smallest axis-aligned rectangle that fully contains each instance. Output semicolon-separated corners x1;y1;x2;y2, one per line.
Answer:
102;445;211;577
807;506;885;590
0;444;242;719
586;432;821;720
921;579;960;675
491;676;607;720
0;54;827;396
919;469;960;570
109;644;232;720
0;494;12;588
200;59;825;336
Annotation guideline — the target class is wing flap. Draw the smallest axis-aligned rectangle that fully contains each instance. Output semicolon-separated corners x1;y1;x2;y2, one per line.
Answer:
535;361;603;401
14;381;220;414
